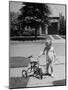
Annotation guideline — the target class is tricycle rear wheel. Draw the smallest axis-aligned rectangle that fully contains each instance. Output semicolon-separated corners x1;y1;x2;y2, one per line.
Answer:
22;70;27;78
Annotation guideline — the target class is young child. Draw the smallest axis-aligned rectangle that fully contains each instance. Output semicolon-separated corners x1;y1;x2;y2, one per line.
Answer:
39;38;56;77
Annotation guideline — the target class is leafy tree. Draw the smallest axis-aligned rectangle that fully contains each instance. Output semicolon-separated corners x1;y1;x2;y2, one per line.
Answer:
18;2;51;38
10;12;20;36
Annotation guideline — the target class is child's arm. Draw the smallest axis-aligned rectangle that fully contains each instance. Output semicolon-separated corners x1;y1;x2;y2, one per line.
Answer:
42;47;46;55
38;47;46;58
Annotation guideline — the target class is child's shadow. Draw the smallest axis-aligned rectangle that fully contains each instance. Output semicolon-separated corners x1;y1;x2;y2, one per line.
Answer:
28;73;51;79
28;74;42;79
44;73;51;76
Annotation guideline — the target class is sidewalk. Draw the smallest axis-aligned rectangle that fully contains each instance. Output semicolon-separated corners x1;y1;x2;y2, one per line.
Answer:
9;35;66;88
27;63;65;87
10;56;65;78
9;61;65;87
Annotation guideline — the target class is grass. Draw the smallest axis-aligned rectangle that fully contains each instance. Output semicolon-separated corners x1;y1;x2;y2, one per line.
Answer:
52;35;60;39
11;37;46;41
60;35;66;39
9;57;30;88
10;35;51;41
9;57;30;68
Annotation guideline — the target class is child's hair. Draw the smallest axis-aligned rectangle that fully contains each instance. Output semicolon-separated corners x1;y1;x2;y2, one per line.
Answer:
45;38;52;47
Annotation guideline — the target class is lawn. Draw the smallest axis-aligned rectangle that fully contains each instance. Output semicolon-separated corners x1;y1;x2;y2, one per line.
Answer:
10;35;51;41
9;57;30;68
9;57;30;89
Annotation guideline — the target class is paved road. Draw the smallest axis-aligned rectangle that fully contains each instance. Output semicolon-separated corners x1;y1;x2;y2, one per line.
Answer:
9;35;66;88
10;41;65;57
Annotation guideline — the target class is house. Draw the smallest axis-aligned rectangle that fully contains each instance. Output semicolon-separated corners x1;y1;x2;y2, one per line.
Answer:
23;16;60;36
39;17;60;35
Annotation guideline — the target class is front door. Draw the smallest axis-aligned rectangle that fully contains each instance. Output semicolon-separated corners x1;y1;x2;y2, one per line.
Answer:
48;22;58;34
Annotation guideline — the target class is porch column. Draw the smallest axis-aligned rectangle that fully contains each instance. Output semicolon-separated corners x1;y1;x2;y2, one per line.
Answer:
45;24;48;35
39;26;42;35
57;21;60;34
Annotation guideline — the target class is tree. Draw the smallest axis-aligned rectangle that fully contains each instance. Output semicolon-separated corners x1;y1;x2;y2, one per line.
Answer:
18;2;51;38
10;12;20;36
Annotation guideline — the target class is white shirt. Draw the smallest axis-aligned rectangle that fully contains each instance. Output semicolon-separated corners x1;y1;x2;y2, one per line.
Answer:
38;46;56;65
47;46;56;62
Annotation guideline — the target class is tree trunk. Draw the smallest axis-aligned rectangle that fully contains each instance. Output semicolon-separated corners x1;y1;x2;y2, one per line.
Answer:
45;24;48;35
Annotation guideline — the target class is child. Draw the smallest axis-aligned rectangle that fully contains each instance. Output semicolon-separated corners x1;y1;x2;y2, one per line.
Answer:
39;38;56;77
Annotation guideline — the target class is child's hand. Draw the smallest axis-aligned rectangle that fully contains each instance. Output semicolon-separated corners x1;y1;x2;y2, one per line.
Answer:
37;55;41;58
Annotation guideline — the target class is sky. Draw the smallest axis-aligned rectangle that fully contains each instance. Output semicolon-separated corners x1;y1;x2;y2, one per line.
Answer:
9;1;66;17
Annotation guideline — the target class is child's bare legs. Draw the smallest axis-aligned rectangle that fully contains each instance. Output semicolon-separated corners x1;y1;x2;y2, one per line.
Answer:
46;61;54;77
50;62;54;77
46;63;50;74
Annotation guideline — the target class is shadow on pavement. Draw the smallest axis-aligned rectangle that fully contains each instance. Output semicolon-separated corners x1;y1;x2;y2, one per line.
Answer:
52;79;66;86
9;77;29;89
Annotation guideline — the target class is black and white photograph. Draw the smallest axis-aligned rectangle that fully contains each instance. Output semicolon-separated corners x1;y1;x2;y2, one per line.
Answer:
9;1;66;89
